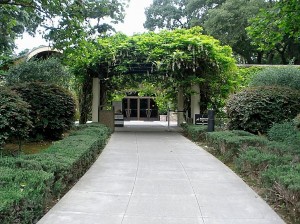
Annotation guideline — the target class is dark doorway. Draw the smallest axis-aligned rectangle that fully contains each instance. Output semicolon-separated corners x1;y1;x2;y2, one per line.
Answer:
122;97;159;121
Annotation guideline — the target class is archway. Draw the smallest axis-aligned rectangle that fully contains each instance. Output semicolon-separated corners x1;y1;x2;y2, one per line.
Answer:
69;27;237;126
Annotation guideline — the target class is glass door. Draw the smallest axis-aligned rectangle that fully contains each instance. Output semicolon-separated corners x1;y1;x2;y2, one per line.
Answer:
129;98;138;120
139;98;149;120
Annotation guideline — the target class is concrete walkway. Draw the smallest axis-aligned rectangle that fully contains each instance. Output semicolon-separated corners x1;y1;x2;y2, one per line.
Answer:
38;121;285;224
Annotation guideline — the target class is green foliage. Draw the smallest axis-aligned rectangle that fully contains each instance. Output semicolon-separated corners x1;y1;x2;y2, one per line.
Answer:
0;0;126;52
262;164;300;214
236;66;264;89
267;122;298;142
266;141;300;157
69;27;238;120
182;124;208;141
294;114;300;130
250;66;300;90
203;0;266;63
0;124;110;222
5;58;72;88
227;86;300;134
247;1;300;64
0;87;32;150
206;130;267;161
12;82;76;140
144;0;225;31
235;147;292;174
0;167;53;224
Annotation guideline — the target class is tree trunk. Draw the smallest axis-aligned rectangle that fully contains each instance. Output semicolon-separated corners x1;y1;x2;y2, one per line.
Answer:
79;75;93;124
256;51;263;64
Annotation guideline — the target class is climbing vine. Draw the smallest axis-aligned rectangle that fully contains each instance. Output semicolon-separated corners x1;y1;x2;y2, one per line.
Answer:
67;27;237;122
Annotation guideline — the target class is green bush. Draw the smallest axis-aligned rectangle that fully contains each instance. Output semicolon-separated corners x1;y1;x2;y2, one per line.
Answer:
250;66;300;90
12;82;76;140
267;122;298;142
227;86;300;134
0;167;53;224
206;131;267;161
267;140;300;157
262;165;300;213
236;66;263;89
182;124;208;141
0;87;32;150
235;147;292;175
294;114;300;130
4;58;71;88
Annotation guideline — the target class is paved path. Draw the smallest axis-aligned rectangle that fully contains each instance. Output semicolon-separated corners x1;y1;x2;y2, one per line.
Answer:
38;122;285;224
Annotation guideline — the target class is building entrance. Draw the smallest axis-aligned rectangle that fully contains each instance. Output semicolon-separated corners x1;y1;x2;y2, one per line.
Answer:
122;97;159;121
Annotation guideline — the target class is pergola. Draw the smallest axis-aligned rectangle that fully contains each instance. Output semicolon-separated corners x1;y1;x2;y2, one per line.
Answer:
70;27;237;126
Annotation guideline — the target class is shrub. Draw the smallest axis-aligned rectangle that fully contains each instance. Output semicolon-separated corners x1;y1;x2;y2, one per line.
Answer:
236;66;263;89
4;58;71;88
0;167;53;224
235;147;292;175
206;131;267;161
12;82;76;140
250;66;300;90
227;86;300;134
267;122;298;142
294;114;300;130
182;124;208;141
266;141;300;157
0;87;32;150
262;165;300;213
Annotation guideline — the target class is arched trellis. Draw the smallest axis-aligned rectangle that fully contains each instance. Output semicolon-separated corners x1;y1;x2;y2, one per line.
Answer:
68;27;237;124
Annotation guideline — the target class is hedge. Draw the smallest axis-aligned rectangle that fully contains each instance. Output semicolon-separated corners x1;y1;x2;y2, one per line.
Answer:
205;130;267;161
181;124;208;142
0;167;53;224
0;123;111;224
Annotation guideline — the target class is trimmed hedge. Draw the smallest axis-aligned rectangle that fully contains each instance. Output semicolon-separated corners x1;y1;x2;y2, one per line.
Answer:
227;86;300;134
182;124;208;142
235;147;293;175
0;123;111;223
206;130;267;161
0;167;53;224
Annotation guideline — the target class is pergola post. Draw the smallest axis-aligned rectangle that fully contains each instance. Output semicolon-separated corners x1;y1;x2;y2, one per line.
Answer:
191;84;200;124
177;86;185;126
92;78;100;122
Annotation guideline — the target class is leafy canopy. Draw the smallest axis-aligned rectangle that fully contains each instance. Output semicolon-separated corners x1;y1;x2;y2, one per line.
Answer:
69;27;237;110
0;0;127;53
247;0;300;64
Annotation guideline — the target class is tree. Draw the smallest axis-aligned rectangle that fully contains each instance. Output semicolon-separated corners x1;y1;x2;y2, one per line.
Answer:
247;0;300;64
203;0;267;64
4;57;72;88
0;0;126;53
144;0;268;64
144;0;225;31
